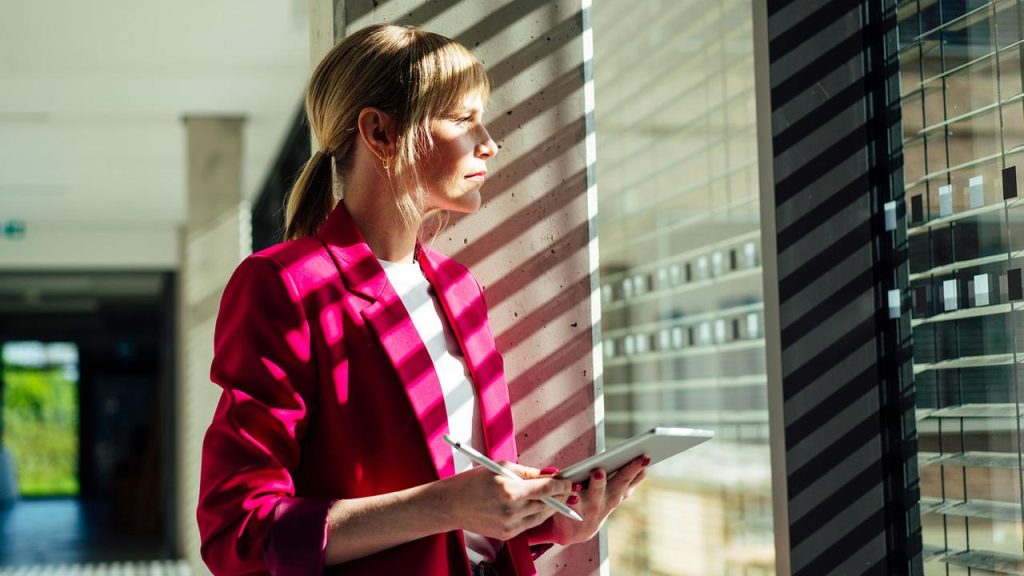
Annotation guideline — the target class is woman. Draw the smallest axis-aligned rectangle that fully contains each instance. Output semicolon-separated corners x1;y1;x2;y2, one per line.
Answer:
197;24;647;575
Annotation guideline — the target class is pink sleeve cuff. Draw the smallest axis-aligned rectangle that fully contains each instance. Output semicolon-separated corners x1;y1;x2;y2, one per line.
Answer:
263;496;334;575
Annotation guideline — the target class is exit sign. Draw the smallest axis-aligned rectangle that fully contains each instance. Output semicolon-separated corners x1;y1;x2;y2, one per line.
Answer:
2;220;26;240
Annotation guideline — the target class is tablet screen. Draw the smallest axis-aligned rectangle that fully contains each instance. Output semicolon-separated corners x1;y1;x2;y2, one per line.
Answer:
555;427;713;483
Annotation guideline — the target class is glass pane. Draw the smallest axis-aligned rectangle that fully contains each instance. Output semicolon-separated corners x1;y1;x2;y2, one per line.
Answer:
593;1;771;574
899;2;1024;571
943;54;998;118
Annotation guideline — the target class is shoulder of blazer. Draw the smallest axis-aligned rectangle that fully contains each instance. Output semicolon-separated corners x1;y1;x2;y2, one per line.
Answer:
249;236;340;294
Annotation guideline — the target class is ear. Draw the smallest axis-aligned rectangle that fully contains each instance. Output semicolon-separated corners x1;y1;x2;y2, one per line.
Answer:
356;107;397;159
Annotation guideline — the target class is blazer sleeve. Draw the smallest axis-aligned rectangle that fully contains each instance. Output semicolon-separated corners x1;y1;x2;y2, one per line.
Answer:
197;254;332;576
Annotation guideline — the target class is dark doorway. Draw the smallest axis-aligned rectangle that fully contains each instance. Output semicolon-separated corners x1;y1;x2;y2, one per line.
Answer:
0;271;177;566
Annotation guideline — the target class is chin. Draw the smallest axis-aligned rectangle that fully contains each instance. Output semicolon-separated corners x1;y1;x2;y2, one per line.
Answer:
447;191;482;214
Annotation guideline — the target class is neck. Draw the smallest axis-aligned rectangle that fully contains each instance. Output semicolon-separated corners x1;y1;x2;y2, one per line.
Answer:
341;167;420;265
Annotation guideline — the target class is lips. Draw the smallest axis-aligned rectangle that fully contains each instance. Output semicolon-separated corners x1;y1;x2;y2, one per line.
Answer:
466;171;487;179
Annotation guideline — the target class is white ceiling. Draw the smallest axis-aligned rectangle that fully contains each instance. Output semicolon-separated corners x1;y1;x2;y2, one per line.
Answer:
0;1;310;231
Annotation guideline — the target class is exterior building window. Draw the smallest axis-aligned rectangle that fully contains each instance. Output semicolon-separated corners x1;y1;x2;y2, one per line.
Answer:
898;0;1024;572
592;1;773;573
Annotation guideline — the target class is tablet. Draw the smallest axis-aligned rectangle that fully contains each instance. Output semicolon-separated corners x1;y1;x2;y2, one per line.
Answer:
555;427;713;483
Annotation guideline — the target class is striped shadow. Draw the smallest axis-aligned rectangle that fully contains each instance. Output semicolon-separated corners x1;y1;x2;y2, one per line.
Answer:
759;0;921;574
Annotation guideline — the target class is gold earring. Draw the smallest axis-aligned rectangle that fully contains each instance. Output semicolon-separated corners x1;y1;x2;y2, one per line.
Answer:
381;155;390;171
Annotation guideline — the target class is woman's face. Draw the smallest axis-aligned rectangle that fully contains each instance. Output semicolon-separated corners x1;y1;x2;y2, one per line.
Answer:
418;92;497;213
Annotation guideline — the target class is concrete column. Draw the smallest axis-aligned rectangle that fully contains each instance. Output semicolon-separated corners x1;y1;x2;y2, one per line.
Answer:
317;2;603;573
178;116;248;574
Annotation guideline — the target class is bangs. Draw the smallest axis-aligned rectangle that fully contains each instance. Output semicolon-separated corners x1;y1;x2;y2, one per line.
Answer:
411;35;490;118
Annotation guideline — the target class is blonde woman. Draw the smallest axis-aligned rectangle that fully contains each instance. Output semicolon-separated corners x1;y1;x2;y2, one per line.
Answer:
196;24;647;576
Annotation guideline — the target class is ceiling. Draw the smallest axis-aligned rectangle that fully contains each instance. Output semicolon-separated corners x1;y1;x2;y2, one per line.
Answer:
0;1;310;240
0;0;312;314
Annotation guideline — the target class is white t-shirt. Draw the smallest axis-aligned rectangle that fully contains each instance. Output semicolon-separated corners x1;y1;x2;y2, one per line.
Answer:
379;259;502;564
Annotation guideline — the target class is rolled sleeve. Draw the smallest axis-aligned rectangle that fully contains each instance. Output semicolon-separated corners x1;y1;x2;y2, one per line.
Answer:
197;254;324;575
263;496;335;575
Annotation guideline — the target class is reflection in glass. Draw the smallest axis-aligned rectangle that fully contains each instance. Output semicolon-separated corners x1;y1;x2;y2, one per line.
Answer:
899;0;1024;573
593;1;771;574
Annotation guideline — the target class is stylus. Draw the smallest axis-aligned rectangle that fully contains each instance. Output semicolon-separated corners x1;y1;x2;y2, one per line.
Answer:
443;435;583;522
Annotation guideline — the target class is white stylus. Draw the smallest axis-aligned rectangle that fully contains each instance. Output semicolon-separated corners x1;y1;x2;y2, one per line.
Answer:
442;435;583;522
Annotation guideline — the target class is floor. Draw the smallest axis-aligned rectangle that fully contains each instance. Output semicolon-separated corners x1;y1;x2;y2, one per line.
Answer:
0;560;190;575
0;499;171;568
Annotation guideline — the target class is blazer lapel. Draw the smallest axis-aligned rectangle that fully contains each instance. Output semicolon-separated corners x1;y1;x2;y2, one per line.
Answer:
418;248;518;464
317;203;454;479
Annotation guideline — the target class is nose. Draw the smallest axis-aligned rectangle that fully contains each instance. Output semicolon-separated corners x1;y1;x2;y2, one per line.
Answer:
476;125;498;159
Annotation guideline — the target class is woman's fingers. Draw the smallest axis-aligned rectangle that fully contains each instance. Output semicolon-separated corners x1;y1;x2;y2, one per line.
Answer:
525;476;573;500
622;467;647;483
607;457;647;503
521;508;556;531
500;462;571;495
586;468;607;509
624;469;646;499
493;468;572;502
501;461;542;478
518;498;550;517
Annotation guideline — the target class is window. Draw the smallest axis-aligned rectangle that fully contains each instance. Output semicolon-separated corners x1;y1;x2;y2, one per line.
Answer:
592;1;772;573
898;0;1024;572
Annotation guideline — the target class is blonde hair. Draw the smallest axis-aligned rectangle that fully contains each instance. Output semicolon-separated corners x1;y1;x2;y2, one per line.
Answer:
284;24;490;241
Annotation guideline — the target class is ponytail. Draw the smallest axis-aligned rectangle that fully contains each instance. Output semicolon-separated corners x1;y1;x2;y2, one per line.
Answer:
284;149;335;241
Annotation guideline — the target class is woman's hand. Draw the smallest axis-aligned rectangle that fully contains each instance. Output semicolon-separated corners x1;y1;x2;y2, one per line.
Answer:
440;462;574;541
533;456;649;546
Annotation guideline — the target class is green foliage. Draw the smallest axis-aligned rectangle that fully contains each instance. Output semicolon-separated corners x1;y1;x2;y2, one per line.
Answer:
2;366;79;497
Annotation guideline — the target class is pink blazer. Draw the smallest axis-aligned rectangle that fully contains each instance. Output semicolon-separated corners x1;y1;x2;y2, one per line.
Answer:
197;203;546;575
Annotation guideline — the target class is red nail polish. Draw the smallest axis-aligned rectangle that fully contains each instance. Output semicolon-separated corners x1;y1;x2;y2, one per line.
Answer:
592;470;605;480
572;483;583;493
540;467;559;474
642;457;651;467
567;495;580;505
